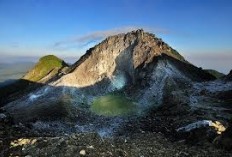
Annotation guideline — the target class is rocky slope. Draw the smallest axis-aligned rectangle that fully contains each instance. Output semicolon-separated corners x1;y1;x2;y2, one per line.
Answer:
1;29;232;156
224;70;232;81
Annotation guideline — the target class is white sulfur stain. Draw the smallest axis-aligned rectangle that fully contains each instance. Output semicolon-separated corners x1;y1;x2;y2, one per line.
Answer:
139;60;190;106
29;94;42;101
74;124;114;137
28;86;50;102
204;80;232;93
73;118;123;137
110;74;126;90
97;127;114;137
176;120;212;132
189;80;232;109
74;124;90;132
0;113;6;120
32;121;68;133
189;96;198;107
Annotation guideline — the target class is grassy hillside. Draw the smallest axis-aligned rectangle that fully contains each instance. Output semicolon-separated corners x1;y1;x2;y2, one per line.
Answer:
23;55;68;82
204;69;225;79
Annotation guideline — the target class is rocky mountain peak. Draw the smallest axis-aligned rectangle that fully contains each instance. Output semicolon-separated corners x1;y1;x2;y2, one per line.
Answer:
72;29;185;70
2;30;215;113
54;29;213;91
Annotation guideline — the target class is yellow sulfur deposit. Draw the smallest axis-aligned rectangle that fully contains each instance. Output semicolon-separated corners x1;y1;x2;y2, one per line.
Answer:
209;121;227;134
11;138;37;147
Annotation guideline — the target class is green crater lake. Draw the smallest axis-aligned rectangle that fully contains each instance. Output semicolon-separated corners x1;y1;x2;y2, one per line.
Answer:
91;95;137;116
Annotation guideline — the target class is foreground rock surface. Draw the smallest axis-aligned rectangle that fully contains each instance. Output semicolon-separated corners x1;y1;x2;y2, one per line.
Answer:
1;124;232;157
1;100;232;157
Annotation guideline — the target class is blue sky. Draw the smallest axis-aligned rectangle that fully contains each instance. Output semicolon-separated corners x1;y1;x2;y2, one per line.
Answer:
0;0;232;73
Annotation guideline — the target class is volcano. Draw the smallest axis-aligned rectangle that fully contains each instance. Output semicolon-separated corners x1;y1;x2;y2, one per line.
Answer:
3;29;215;112
1;30;232;156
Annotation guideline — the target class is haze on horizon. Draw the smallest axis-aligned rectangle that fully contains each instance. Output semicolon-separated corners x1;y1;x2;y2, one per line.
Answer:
0;0;231;73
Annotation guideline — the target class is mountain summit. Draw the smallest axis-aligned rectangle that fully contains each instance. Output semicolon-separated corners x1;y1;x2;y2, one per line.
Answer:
55;29;214;89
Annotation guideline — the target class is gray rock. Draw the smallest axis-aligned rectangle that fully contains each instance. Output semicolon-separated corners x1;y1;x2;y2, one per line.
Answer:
0;113;6;121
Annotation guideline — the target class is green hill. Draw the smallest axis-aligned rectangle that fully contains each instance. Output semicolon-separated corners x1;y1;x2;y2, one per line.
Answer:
23;55;68;82
204;69;225;79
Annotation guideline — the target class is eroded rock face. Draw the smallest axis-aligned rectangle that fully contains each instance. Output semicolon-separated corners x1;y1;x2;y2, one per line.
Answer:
52;29;214;100
54;29;189;88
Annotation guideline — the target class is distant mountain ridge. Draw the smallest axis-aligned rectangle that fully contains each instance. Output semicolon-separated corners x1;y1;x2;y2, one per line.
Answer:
204;69;225;79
